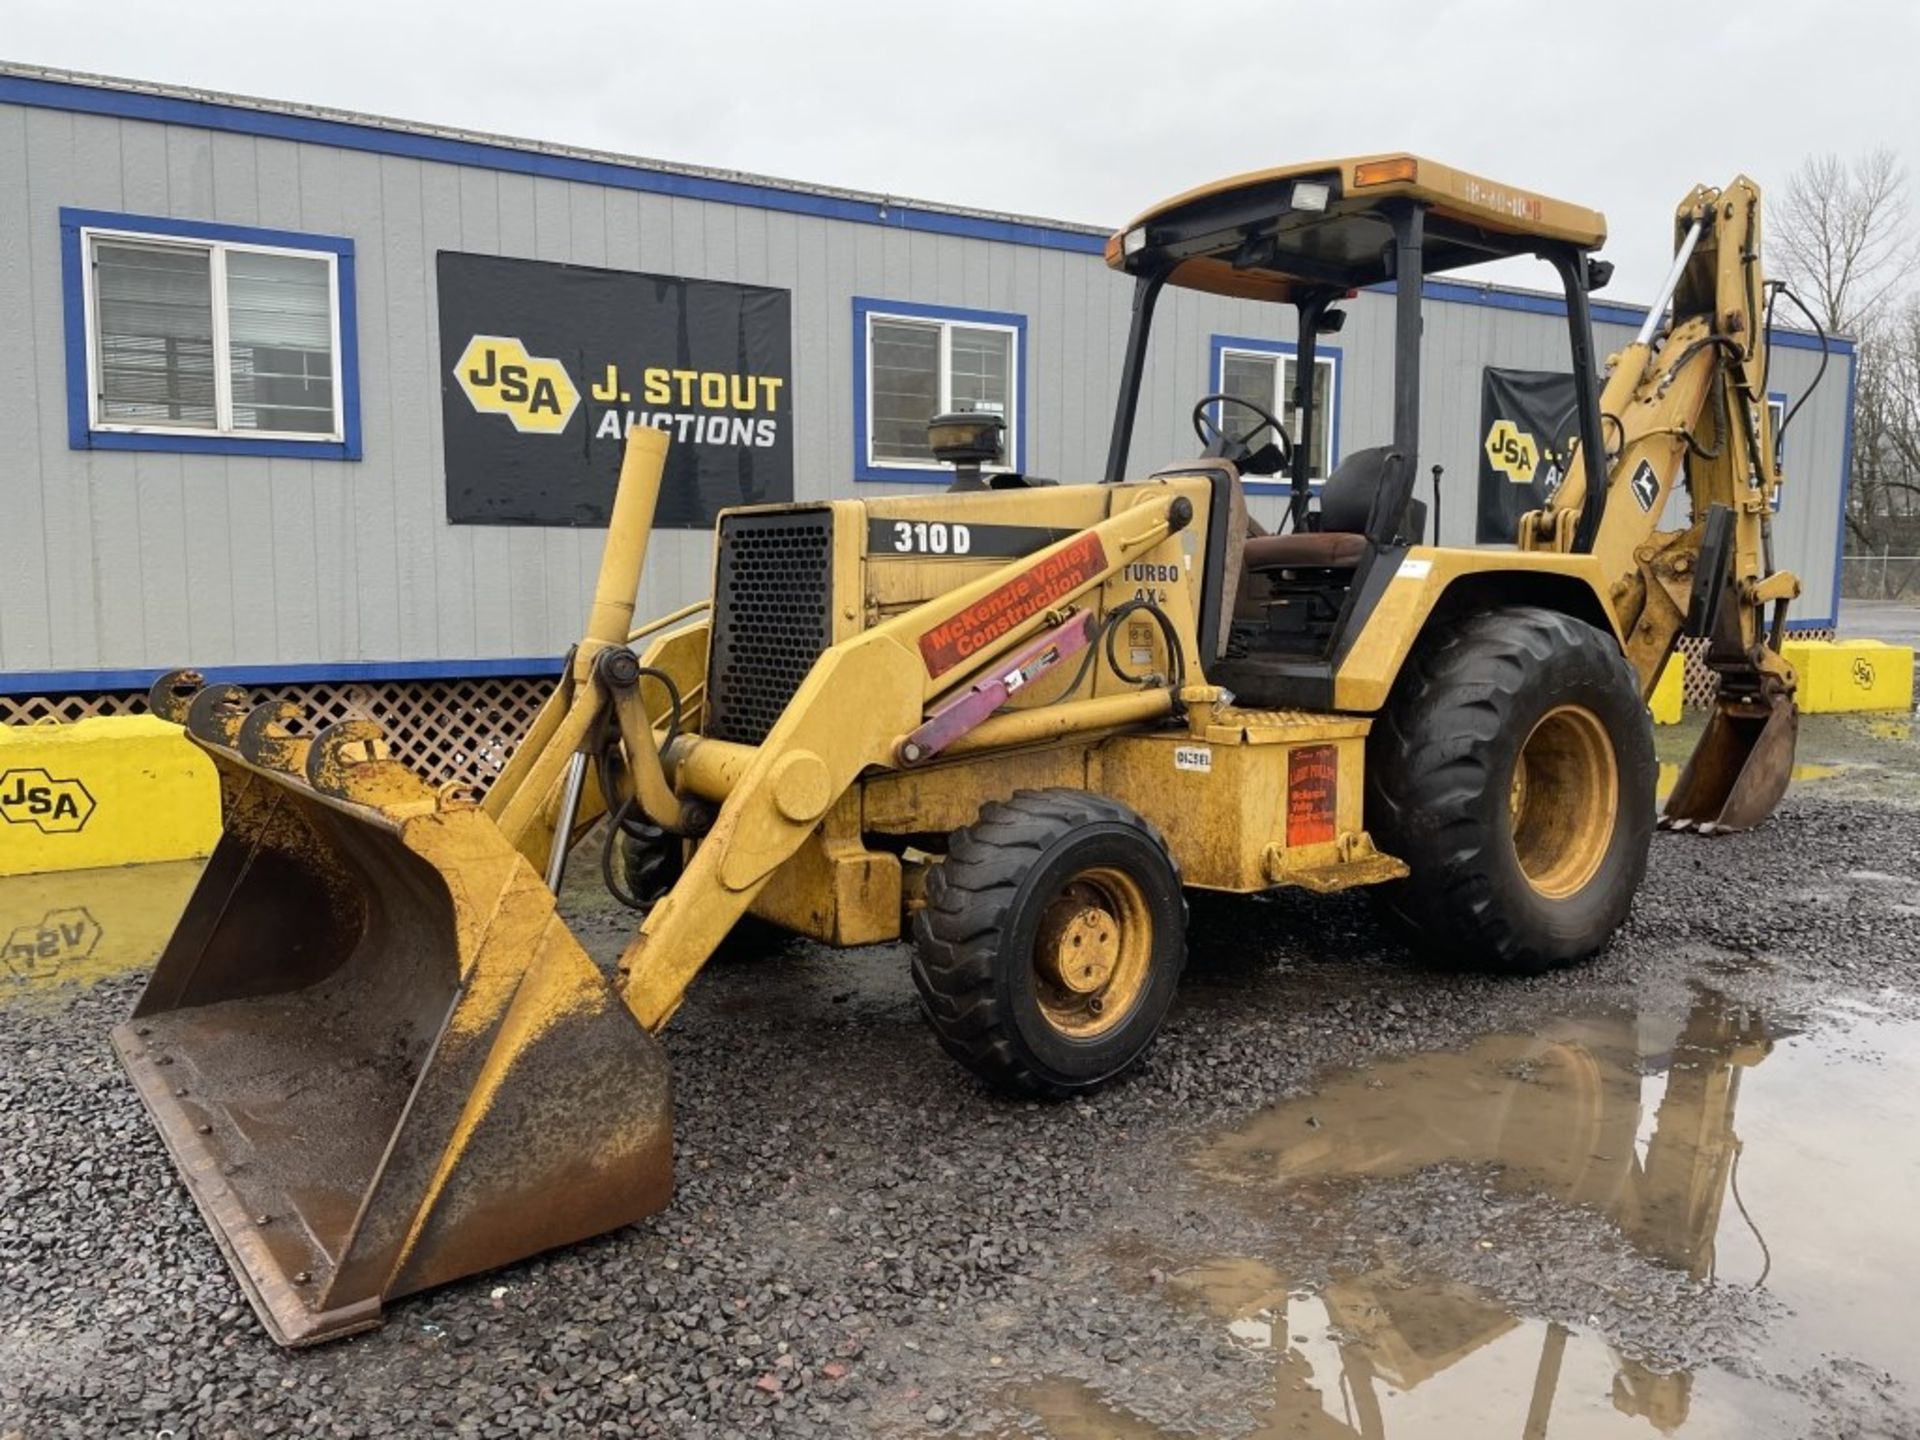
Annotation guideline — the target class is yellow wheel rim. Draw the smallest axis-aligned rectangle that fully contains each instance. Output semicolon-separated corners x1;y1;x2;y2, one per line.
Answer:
1510;704;1618;900
1031;866;1153;1039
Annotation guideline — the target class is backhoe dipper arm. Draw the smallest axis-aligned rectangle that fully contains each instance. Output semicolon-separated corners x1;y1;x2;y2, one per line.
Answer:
615;492;1195;1030
1537;177;1796;695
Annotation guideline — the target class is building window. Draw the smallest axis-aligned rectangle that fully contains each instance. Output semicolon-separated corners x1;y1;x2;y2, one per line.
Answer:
1212;337;1341;484
61;208;360;460
855;299;1025;481
1768;392;1788;512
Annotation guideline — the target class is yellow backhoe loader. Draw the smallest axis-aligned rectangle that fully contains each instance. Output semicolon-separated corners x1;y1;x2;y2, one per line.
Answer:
115;155;1821;1345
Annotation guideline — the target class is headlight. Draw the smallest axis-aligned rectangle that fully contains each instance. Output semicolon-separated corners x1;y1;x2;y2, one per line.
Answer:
1122;226;1148;257
1291;180;1331;212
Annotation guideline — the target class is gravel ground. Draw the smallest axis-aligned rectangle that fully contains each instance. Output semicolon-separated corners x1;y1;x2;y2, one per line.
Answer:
5;716;1920;1438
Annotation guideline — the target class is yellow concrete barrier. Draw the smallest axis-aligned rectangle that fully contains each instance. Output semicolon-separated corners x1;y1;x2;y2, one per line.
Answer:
1782;638;1916;715
1649;655;1684;725
0;715;220;876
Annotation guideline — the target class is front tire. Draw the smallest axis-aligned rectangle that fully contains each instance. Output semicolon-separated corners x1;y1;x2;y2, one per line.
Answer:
912;791;1187;1097
1365;606;1655;974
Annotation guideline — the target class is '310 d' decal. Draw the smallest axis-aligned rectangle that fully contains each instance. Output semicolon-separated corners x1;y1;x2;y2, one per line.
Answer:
867;519;1075;559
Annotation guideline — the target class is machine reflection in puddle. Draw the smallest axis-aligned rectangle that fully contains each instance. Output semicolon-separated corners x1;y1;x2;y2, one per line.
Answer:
1001;993;1920;1438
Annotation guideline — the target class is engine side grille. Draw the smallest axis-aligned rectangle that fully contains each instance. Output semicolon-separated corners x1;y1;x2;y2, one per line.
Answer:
705;510;835;746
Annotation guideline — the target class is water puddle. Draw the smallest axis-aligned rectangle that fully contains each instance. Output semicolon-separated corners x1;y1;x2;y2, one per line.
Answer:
1003;993;1920;1437
1194;1002;1774;1266
0;859;202;1005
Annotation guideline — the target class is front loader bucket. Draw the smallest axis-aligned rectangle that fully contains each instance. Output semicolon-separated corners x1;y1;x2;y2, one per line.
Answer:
113;678;672;1346
1660;693;1799;834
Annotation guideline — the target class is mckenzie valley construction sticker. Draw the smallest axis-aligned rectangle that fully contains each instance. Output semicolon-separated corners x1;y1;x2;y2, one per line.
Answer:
918;534;1108;678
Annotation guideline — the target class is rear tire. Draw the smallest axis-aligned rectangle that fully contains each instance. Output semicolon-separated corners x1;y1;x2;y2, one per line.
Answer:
1365;606;1654;974
912;790;1186;1097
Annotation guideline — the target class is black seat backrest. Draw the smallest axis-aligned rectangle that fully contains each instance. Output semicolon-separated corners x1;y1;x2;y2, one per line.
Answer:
1316;446;1396;535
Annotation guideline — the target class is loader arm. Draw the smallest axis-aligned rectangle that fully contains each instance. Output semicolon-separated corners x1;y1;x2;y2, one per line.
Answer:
615;490;1196;1030
1528;177;1807;831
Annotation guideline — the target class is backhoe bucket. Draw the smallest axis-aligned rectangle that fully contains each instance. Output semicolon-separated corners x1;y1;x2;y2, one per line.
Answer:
1659;693;1798;834
112;678;672;1346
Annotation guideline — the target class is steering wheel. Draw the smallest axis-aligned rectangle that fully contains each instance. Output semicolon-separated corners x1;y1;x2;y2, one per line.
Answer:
1191;393;1293;476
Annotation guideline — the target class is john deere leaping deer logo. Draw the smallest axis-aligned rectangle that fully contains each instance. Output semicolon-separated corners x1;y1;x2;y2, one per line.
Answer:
0;768;96;833
1853;656;1877;689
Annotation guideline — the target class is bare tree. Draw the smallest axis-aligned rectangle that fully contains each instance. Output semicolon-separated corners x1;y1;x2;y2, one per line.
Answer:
1772;150;1920;561
1772;149;1915;335
1849;295;1920;552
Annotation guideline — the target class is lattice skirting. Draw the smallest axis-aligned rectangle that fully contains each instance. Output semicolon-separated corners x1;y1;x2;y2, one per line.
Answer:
0;675;558;792
1;637;1839;789
1676;630;1834;708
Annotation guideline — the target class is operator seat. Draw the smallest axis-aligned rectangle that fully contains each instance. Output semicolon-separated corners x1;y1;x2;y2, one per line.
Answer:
1241;446;1398;572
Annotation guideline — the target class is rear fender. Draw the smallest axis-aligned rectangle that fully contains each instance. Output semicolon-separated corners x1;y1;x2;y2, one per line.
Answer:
1332;550;1618;712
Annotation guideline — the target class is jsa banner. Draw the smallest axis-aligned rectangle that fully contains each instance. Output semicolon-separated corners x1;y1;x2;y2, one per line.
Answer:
1475;367;1584;543
437;253;793;527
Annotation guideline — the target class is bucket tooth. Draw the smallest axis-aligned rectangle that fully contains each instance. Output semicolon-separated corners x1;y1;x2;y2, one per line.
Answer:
186;683;252;750
238;700;312;777
304;718;436;811
149;668;207;723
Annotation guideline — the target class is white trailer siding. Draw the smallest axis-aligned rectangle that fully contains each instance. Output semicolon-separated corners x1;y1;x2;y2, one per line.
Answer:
0;67;1854;690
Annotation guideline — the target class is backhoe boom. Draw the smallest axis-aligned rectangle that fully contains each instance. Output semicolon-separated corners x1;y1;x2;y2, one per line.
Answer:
1528;177;1802;830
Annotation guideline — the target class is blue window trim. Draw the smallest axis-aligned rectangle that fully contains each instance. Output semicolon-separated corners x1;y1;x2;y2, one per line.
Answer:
853;297;1029;484
0;655;559;697
1209;333;1343;494
59;206;362;461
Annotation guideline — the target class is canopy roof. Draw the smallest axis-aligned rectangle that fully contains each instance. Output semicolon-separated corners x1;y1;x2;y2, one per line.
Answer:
1106;155;1608;303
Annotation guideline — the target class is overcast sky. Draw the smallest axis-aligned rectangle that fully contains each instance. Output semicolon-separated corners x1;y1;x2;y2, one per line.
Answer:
9;0;1920;301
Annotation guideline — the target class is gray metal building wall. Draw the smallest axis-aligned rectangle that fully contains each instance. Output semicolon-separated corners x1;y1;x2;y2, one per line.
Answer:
0;71;1854;688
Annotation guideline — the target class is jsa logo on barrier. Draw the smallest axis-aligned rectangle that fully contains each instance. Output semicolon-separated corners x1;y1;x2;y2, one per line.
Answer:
455;336;581;434
0;768;95;833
